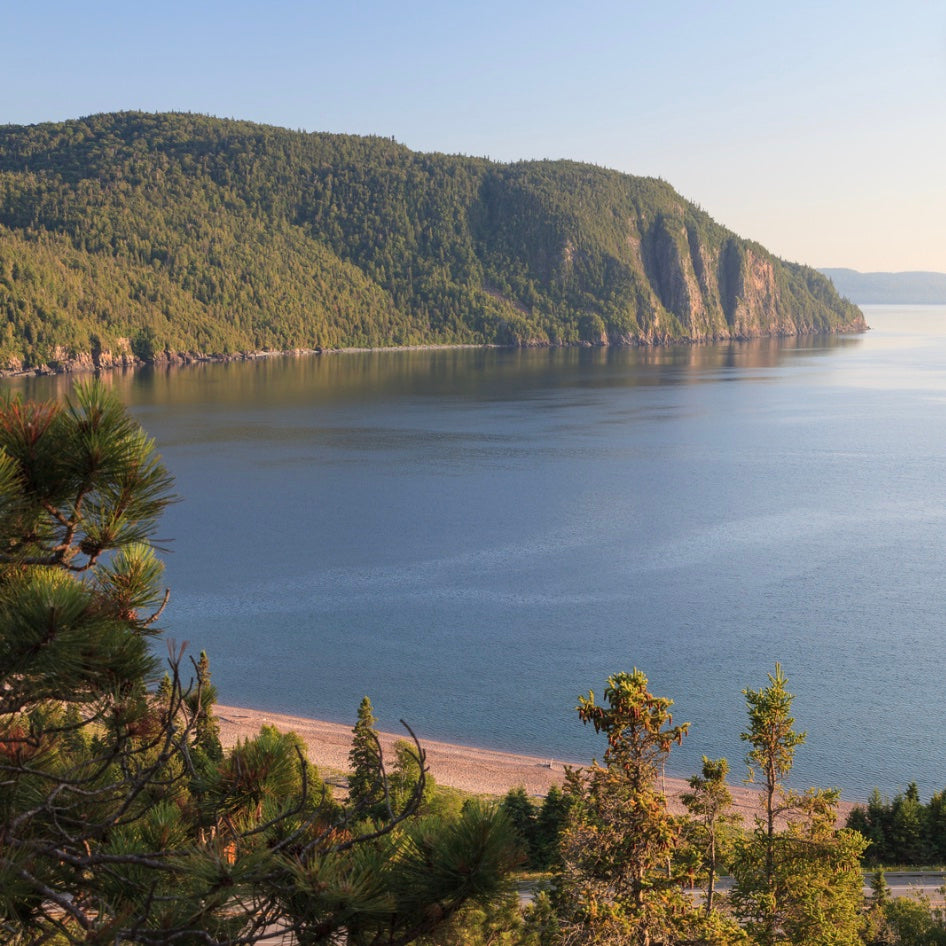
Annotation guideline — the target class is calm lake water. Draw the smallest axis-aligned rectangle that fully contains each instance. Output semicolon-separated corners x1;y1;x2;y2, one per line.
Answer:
11;305;946;799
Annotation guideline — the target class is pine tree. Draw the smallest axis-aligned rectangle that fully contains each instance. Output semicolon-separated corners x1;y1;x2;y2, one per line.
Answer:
869;868;891;906
188;649;223;762
926;787;946;861
535;785;571;869
847;787;893;864
554;670;697;946
741;661;806;891
681;756;739;915
389;737;438;815
730;664;866;946
0;382;519;944
500;787;539;867
889;782;930;864
348;694;386;819
0;380;216;940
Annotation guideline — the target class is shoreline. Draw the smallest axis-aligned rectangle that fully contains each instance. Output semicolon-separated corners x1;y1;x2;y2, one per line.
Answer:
3;322;870;380
215;704;855;824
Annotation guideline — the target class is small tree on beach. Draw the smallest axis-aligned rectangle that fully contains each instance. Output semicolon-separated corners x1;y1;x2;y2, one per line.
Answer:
741;663;805;888
188;648;223;760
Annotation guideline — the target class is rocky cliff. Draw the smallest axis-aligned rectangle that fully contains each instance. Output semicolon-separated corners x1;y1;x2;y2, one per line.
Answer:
0;112;866;372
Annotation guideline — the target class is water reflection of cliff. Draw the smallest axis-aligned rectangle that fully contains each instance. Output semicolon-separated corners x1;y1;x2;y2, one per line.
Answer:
4;330;866;408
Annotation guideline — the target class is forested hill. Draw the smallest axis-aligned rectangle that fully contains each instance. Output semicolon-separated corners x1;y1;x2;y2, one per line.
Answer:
0;112;866;372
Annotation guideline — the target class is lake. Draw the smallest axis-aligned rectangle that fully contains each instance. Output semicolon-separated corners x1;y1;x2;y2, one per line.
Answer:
10;305;946;799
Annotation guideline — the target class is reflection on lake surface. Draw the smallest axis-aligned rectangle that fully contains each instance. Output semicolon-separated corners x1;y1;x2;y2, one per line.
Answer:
9;306;946;798
25;329;865;408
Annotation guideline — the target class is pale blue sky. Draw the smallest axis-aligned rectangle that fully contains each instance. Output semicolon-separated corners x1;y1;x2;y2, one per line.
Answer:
4;1;945;271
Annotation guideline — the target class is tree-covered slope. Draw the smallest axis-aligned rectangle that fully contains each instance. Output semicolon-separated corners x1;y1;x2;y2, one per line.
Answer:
0;112;866;371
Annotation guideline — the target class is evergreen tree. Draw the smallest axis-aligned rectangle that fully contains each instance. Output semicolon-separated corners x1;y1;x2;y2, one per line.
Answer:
500;787;539;867
681;756;739;915
849;782;945;866
188;649;223;762
554;670;698;946
889;782;930;865
740;662;806;895
730;664;866;946
348;694;385;819
870;868;892;906
926;787;946;861
0;382;518;944
848;787;894;865
535;785;571;869
0;381;253;940
389;737;438;815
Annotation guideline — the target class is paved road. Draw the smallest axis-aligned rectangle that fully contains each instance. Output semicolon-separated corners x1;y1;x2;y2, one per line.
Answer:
521;872;946;906
709;872;946;903
869;872;946;902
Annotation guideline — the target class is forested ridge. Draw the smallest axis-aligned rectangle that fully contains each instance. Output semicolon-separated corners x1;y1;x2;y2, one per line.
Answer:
0;111;866;372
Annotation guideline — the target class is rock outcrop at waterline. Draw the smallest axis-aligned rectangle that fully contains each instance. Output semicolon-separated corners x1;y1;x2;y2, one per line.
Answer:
0;112;865;373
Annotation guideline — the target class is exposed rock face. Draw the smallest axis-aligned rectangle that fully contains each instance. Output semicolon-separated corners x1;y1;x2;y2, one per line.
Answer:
619;215;863;344
17;341;143;376
473;162;865;349
0;113;866;368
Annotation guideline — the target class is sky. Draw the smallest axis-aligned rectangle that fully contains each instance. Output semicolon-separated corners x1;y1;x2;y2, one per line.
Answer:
3;0;945;272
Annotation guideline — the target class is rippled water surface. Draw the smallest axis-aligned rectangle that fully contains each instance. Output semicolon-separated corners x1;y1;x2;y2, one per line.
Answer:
13;306;946;797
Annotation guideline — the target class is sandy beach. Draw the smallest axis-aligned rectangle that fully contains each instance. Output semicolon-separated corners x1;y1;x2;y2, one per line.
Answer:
215;704;855;824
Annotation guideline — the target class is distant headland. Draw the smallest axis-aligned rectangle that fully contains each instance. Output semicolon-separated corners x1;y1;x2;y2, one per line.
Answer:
0;112;865;375
820;268;946;305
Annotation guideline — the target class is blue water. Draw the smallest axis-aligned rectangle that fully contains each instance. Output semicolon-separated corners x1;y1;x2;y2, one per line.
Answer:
12;306;946;799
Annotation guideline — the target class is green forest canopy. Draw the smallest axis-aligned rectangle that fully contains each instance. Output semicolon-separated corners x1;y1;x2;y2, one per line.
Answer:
0;112;865;371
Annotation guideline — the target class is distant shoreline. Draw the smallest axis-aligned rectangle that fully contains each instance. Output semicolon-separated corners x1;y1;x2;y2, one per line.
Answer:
214;703;856;825
820;269;946;306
